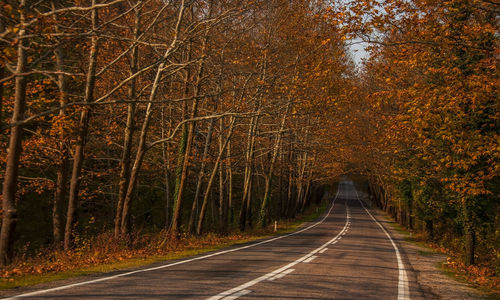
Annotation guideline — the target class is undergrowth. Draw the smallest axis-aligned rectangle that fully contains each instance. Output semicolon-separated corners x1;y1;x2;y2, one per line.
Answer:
404;228;499;295
0;201;327;290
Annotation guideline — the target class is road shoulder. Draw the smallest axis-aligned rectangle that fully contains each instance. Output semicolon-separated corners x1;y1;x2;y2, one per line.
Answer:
362;198;488;299
398;234;486;300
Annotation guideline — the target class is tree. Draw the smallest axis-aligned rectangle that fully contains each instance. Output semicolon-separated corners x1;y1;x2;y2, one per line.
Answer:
64;0;100;250
338;0;499;266
0;0;29;266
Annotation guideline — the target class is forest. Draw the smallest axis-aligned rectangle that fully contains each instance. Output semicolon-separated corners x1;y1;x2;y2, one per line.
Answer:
0;0;498;287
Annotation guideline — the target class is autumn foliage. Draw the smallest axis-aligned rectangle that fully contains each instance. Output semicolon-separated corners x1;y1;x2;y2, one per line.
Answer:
0;0;498;291
330;0;499;277
0;0;349;269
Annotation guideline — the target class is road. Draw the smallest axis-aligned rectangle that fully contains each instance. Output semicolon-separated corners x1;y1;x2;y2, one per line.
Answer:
3;180;424;299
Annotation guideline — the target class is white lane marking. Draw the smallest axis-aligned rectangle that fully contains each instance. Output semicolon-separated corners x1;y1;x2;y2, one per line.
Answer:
269;268;295;281
222;289;252;300
3;187;343;300
353;184;410;300
208;193;351;300
319;248;328;254
303;255;317;263
274;268;295;280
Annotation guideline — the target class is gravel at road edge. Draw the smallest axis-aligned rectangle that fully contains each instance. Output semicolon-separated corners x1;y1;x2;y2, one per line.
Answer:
361;194;487;300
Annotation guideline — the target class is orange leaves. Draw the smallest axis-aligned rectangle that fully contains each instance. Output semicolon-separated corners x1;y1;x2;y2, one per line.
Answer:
350;4;498;276
0;227;298;285
443;255;500;292
49;115;77;138
358;0;499;201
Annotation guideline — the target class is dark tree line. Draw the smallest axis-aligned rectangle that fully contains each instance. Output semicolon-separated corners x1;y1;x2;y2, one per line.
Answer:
0;0;350;265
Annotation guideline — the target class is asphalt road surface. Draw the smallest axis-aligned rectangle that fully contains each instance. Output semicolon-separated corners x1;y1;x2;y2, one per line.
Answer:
3;180;424;299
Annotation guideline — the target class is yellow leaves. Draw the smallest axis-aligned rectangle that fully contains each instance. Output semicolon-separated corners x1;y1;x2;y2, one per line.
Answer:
49;115;76;138
1;46;17;61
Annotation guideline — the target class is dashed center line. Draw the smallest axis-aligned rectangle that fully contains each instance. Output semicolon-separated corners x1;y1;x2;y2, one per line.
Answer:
303;255;317;263
208;196;351;300
269;268;295;281
4;186;347;300
223;289;252;300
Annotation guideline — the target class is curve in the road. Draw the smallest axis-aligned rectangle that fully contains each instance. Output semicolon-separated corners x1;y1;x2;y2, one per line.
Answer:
3;181;410;300
354;185;409;300
208;200;351;300
208;180;410;300
3;184;342;300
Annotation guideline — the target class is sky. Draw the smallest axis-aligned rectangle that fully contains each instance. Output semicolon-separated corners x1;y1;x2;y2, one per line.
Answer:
348;39;369;66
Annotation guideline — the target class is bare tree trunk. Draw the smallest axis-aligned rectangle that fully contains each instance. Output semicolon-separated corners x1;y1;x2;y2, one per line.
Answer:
238;97;262;231
407;192;413;230
161;106;171;229
463;200;476;265
239;113;258;231
295;150;308;212
278;139;285;218
240;56;265;231
300;167;313;211
115;6;140;239
171;39;211;236
258;102;290;227
121;0;187;236
225;77;249;227
53;44;70;246
196;118;235;235
218;118;227;232
0;65;3;132
286;141;294;218
170;41;192;236
64;0;99;250
246;174;254;229
187;118;215;233
0;0;28;265
244;122;259;231
384;189;390;213
49;0;70;246
171;102;188;230
398;197;403;225
120;107;150;236
0;17;4;132
226;137;233;224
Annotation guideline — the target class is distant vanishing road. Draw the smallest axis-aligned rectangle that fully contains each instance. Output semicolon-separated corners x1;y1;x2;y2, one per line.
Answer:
3;180;424;299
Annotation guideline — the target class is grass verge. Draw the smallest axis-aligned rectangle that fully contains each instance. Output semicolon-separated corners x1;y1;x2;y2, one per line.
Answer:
376;208;499;297
439;262;500;299
0;200;329;291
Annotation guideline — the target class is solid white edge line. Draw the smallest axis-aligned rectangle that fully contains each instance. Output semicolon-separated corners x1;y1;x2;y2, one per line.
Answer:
208;184;350;300
353;183;410;300
3;186;343;300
